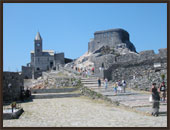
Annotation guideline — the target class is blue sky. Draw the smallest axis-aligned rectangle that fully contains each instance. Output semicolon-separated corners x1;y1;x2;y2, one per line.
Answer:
3;3;167;72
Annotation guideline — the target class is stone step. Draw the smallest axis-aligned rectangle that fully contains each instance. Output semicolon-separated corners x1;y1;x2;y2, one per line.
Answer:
31;88;78;94
81;81;104;84
81;79;98;81
32;93;81;99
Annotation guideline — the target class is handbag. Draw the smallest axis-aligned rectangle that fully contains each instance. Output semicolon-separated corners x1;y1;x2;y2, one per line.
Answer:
149;95;153;102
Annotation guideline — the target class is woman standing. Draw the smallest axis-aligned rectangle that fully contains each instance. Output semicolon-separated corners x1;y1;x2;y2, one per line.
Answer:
151;83;160;117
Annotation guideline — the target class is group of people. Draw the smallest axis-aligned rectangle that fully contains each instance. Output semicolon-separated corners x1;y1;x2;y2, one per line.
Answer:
72;66;95;78
113;80;126;94
97;78;126;93
150;82;166;117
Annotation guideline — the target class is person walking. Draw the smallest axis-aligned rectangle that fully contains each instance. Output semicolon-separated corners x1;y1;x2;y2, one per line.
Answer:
92;67;94;75
113;82;118;94
104;78;108;90
151;83;160;117
122;80;126;93
117;80;122;93
159;82;166;102
98;78;101;87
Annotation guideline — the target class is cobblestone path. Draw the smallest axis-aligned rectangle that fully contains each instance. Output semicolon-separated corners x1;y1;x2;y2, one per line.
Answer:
3;89;167;127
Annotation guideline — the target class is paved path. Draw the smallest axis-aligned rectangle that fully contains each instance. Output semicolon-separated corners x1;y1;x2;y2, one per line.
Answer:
81;77;167;116
3;88;167;127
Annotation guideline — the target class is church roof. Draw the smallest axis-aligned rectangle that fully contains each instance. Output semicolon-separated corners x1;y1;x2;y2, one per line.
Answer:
30;50;54;56
35;32;42;40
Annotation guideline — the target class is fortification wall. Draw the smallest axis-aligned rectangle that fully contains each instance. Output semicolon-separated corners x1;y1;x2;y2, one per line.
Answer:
101;48;167;90
88;28;136;53
3;72;24;102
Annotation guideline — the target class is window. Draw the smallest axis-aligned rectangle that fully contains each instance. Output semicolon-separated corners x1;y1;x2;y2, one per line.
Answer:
37;49;40;52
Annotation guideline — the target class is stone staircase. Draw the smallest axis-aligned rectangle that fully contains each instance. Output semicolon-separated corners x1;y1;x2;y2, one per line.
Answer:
80;76;167;116
31;87;81;99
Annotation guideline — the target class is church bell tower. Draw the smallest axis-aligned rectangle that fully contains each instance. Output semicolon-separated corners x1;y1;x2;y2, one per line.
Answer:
34;32;42;56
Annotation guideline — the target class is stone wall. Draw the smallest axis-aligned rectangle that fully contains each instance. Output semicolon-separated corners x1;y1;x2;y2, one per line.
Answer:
90;48;167;91
21;66;43;79
103;50;167;90
3;72;24;102
88;28;136;53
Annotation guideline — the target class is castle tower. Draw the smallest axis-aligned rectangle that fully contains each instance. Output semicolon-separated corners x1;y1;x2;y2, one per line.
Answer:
88;28;137;53
34;32;42;56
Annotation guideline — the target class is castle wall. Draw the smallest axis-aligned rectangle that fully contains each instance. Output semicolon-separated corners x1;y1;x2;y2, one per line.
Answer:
3;72;24;102
101;48;167;90
88;28;136;53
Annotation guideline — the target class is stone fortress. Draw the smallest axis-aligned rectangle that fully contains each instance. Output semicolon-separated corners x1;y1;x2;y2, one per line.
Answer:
75;28;167;91
88;28;136;53
22;32;72;79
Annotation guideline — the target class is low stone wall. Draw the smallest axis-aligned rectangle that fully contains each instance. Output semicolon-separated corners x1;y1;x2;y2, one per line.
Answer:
78;85;119;106
3;72;24;102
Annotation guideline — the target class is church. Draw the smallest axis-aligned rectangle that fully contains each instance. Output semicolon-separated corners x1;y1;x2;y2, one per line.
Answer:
22;32;72;79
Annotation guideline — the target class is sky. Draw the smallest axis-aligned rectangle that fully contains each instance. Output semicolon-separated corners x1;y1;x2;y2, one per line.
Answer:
3;3;167;72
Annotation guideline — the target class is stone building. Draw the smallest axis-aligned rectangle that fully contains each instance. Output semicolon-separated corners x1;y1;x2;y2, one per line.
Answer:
31;32;65;71
22;32;72;79
88;28;136;53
